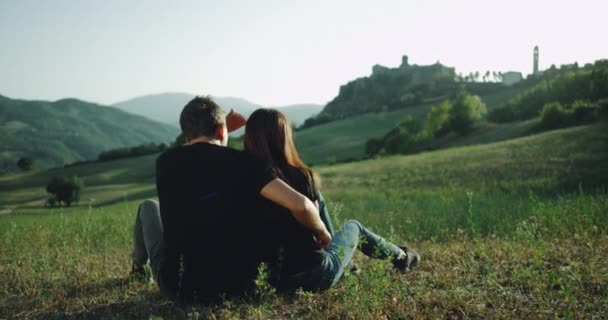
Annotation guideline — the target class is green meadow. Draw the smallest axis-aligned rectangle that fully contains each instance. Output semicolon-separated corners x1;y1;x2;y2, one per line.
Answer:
1;123;607;319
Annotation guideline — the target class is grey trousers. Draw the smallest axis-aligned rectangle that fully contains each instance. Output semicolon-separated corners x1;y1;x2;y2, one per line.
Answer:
132;199;164;283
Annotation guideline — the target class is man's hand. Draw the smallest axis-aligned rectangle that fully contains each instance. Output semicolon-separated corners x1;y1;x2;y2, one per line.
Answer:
314;228;332;248
226;109;247;133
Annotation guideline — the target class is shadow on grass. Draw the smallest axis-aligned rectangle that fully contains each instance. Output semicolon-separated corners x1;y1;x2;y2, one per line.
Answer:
66;297;185;320
39;277;186;320
46;277;276;320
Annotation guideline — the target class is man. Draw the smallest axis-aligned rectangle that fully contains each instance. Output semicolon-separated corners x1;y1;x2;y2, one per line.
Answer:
131;96;331;303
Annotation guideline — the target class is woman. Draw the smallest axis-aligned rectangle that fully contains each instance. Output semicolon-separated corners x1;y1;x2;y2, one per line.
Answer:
244;108;420;292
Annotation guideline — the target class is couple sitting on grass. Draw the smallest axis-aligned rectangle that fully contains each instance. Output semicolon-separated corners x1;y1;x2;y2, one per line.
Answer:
131;96;420;303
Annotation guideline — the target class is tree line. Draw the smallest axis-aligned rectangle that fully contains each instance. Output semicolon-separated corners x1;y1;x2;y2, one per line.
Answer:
97;143;169;162
366;91;487;157
489;60;608;123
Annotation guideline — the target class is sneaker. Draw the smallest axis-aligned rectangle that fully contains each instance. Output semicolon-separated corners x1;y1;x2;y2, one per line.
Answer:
348;262;362;276
129;261;152;283
392;246;420;273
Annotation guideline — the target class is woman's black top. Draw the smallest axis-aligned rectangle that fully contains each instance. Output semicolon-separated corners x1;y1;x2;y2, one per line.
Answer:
260;165;326;286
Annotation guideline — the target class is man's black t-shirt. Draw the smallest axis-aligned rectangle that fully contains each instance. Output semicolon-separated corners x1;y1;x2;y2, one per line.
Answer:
155;142;276;301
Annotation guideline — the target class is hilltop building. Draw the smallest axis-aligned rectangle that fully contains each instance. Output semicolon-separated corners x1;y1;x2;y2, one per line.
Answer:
400;55;409;68
502;71;523;86
370;55;455;84
533;46;539;74
328;54;457;117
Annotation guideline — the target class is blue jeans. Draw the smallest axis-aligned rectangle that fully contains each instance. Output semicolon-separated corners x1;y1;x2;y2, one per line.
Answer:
316;220;402;290
283;194;402;291
317;192;335;235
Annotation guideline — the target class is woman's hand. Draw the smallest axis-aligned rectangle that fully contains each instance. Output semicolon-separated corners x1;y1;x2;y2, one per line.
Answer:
314;228;332;248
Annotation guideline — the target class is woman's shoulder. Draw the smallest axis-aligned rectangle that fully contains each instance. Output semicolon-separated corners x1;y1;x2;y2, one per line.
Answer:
284;166;318;200
283;165;311;183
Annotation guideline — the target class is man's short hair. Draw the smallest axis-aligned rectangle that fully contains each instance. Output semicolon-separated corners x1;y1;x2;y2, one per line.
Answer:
180;96;225;140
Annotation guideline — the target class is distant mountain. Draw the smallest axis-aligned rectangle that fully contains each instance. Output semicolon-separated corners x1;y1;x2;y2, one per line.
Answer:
273;104;324;126
0;95;179;171
113;92;322;131
112;93;260;127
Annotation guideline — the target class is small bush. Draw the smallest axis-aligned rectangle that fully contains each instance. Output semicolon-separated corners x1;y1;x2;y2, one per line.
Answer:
571;100;598;122
449;91;487;134
370;116;429;156
540;102;570;129
540;100;600;130
425;100;451;137
46;176;83;207
16;157;34;171
365;137;385;157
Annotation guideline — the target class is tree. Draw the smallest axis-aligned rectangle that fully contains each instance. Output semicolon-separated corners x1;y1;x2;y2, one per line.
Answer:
540;102;569;129
425;100;452;137
449;91;487;134
384;116;427;154
17;157;33;171
46;176;83;207
365;137;385;156
174;133;186;147
590;59;608;100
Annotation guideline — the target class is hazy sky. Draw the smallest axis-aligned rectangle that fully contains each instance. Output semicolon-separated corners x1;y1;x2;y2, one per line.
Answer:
1;0;607;106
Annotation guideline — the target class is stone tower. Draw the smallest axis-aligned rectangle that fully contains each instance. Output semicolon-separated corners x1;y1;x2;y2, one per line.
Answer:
400;55;409;68
533;46;539;74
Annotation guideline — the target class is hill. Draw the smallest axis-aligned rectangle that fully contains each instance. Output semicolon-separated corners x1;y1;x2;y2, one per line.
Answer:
295;86;525;165
2;122;605;211
113;93;322;128
272;103;323;126
112;93;261;126
320;55;457;119
0;95;179;171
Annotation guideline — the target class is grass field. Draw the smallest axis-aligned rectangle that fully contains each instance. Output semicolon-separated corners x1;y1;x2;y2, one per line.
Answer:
1;123;607;319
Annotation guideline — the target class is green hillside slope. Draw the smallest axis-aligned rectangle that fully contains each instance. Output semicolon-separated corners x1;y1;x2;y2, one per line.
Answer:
2;122;605;212
295;86;525;164
273;104;323;126
296;102;434;164
0;95;179;171
322;122;607;194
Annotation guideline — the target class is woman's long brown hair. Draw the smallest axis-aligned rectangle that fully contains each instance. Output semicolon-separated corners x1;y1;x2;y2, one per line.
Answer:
244;108;319;191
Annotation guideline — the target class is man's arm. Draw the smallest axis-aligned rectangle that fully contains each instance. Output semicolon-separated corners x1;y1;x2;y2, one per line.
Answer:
260;178;332;248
